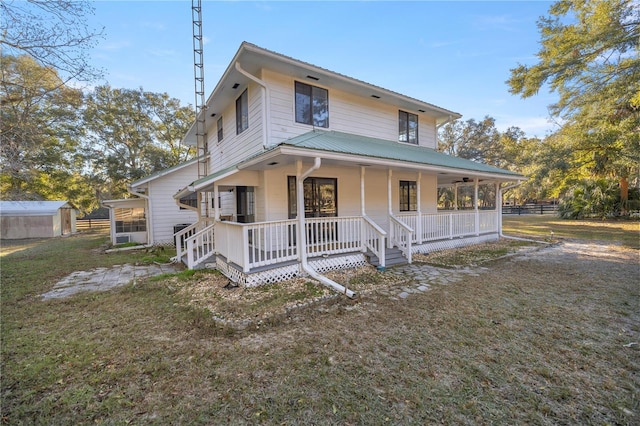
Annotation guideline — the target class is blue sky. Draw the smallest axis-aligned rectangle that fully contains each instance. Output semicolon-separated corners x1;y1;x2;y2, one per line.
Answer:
87;1;558;137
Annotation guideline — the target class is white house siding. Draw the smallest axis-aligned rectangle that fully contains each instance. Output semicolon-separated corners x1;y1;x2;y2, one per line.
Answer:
145;164;199;245
263;69;438;149
208;82;264;175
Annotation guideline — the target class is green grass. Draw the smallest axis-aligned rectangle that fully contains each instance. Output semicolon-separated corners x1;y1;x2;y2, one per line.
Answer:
503;215;639;248
2;223;639;425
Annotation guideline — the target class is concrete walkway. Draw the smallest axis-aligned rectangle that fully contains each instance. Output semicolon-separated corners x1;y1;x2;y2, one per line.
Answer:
42;263;180;300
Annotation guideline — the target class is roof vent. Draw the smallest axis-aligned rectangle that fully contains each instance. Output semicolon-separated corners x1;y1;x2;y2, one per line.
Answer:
306;75;319;81
371;95;380;99
232;83;240;89
418;109;426;113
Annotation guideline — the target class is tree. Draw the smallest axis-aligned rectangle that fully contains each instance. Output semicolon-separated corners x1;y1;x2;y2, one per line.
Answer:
508;0;640;215
0;54;85;203
83;85;195;200
0;0;104;84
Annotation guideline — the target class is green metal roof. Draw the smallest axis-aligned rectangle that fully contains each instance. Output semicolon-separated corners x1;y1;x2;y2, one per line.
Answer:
280;130;523;177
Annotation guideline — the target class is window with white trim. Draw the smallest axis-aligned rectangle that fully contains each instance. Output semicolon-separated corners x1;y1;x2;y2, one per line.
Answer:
295;81;329;128
217;116;223;142
399;110;418;144
236;89;248;134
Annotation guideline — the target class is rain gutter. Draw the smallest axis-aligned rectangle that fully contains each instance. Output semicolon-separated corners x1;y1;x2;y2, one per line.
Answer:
297;158;355;298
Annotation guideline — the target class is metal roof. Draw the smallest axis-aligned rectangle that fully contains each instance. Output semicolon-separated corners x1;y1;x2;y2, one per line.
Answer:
0;201;73;217
280;130;523;178
129;157;200;188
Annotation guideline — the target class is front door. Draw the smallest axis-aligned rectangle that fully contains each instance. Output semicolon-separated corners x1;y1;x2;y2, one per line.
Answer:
236;186;255;223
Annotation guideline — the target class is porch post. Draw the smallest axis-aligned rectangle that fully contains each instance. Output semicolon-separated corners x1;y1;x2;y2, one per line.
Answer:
387;169;393;249
213;184;220;221
416;172;422;244
454;183;459;211
296;161;307;265
360;166;366;216
474;178;480;236
496;182;502;234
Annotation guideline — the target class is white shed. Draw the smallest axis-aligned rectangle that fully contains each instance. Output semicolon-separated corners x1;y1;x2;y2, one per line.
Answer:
0;201;77;239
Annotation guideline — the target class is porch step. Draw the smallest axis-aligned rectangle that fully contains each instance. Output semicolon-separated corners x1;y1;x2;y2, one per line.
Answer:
366;247;408;268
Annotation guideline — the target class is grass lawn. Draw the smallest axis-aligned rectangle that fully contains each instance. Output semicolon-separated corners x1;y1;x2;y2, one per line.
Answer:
1;220;638;424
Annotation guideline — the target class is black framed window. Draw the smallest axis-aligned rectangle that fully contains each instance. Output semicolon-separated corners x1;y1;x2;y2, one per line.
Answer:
236;89;248;134
288;176;337;218
295;81;329;128
217;116;223;142
398;110;418;144
399;180;417;211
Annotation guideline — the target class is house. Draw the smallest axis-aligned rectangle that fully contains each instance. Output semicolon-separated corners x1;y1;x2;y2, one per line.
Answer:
171;42;524;294
103;158;199;246
0;200;77;239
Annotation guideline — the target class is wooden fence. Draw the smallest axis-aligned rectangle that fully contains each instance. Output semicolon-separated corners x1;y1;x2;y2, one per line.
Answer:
76;218;110;232
502;204;558;215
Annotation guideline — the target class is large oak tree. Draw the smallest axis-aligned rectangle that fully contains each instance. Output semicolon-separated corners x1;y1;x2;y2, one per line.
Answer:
507;0;640;215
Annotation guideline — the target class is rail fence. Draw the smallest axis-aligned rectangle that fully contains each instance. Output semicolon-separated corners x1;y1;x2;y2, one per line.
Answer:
76;218;110;232
502;204;558;215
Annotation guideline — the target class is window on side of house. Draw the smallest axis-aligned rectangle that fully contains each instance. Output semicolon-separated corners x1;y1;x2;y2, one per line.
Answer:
217;116;223;142
114;207;147;232
398;110;418;144
399;180;417;211
295;81;329;128
236;89;248;134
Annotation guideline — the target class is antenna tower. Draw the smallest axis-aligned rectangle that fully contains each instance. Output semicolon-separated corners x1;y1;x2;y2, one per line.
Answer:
192;0;207;180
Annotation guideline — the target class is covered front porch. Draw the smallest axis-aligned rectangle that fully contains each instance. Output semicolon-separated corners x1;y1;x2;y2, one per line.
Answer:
173;132;522;287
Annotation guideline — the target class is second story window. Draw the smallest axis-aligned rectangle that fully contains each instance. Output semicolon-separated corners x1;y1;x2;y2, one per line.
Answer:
236;89;248;134
217;116;223;142
399;110;418;144
295;81;329;128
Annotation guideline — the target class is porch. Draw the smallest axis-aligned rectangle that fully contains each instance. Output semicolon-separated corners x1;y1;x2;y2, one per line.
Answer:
174;209;500;286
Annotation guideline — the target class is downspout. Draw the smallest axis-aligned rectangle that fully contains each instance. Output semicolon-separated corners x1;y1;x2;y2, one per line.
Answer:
235;62;270;149
297;159;355;298
127;186;153;246
498;181;542;242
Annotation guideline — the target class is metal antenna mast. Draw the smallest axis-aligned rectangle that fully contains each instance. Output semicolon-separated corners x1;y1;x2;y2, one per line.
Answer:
191;0;208;216
192;0;207;179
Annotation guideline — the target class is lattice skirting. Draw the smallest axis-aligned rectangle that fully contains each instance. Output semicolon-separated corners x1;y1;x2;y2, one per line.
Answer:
215;253;369;288
411;233;499;254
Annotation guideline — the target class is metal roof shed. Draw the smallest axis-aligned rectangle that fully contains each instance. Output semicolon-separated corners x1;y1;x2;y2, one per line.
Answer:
0;201;77;239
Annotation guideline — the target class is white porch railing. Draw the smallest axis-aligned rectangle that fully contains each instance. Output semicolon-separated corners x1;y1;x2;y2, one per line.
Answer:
178;210;500;271
389;214;413;263
400;210;499;243
174;218;215;262
208;216;387;272
185;222;215;269
362;216;387;268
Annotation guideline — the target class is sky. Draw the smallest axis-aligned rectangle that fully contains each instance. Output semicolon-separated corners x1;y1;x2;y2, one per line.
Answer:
86;0;559;138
